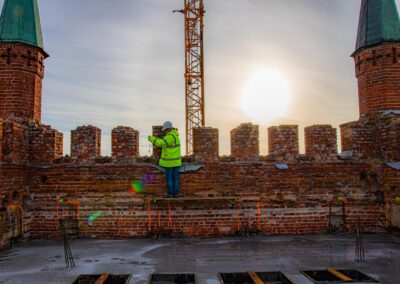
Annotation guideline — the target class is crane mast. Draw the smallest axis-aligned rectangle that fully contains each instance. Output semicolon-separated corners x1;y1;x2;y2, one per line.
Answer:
176;0;205;155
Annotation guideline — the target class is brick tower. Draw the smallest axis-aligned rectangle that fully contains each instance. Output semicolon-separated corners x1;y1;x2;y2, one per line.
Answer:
0;0;48;122
353;0;400;118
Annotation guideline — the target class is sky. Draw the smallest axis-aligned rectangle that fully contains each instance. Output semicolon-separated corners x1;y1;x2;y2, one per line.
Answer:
3;0;400;156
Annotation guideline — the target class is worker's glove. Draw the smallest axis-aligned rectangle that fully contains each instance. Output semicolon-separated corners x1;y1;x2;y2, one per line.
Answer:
148;136;155;143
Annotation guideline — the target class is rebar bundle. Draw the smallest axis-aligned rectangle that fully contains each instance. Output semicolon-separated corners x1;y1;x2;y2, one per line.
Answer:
355;218;366;262
59;220;75;269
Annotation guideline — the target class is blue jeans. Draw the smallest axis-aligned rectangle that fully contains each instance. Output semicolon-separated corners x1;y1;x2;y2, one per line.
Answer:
165;167;180;196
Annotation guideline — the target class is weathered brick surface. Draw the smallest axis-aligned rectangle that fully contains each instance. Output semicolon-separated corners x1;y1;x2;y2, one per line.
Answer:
152;126;163;162
0;165;31;249
268;125;299;161
112;126;139;163
376;115;400;161
341;114;400;161
193;127;219;162
21;161;389;239
29;123;63;165
305;125;337;160
1;120;30;165
0;119;399;241
230;123;259;161
71;126;101;162
0;43;47;122
340;118;376;159
354;43;400;117
0;118;3;161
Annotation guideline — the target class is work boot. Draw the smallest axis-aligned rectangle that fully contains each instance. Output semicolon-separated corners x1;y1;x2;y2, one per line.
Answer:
164;193;172;198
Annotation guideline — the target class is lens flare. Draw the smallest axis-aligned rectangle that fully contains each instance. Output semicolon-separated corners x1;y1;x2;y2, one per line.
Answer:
142;172;155;184
128;181;144;193
127;172;155;195
88;211;102;225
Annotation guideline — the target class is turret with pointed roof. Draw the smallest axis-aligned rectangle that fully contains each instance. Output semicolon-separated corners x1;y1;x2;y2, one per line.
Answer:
353;0;400;118
0;0;48;122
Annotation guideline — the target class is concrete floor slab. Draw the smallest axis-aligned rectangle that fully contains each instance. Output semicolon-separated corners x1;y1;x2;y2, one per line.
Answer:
0;234;399;284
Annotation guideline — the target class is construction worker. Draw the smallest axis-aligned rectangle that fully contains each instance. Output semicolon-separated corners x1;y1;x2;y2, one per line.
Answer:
148;121;182;198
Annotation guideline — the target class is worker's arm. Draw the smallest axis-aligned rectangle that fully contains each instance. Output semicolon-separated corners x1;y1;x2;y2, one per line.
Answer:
148;136;167;148
148;135;174;148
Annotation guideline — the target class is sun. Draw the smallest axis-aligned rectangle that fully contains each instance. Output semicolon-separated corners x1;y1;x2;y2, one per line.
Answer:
241;69;290;125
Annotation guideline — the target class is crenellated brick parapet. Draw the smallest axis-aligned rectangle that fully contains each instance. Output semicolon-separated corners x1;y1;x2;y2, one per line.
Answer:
2;119;399;166
193;127;219;162
71;125;101;162
112;126;139;163
268;125;299;161
305;125;337;161
230;123;259;162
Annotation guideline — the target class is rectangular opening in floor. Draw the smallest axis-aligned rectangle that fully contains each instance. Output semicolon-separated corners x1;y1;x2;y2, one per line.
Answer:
219;272;293;284
148;273;196;284
337;270;378;283
256;272;294;284
302;269;379;283
219;273;252;284
72;274;131;284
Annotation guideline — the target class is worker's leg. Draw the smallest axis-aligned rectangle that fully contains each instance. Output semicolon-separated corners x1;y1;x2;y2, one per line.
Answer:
173;166;180;197
165;167;174;196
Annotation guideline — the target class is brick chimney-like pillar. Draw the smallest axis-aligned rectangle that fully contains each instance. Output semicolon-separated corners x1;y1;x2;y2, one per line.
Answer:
193;127;219;162
71;125;101;162
230;123;259;162
268;125;299;161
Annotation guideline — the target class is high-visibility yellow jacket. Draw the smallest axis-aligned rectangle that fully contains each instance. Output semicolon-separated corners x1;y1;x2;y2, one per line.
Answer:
148;129;182;168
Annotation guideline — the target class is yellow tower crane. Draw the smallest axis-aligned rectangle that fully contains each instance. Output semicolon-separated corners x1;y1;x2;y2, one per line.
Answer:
174;0;205;156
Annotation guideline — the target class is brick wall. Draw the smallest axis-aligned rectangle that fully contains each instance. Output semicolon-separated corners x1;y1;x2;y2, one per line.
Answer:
0;118;3;161
0;165;31;249
0;119;63;166
305;125;337;160
268;125;299;161
376;114;400;161
193;127;219;162
0;117;399;241
354;43;400;117
1;120;30;165
29;123;63;165
24;161;389;239
0;43;47;123
112;126;139;163
341;114;400;161
152;126;163;162
230;123;259;161
71;125;101;162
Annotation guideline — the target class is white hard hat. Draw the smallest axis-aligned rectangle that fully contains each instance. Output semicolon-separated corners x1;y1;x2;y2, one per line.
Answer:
162;121;174;131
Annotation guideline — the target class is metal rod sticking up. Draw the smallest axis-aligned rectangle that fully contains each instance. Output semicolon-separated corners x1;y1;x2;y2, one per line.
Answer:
355;217;366;262
59;220;75;269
